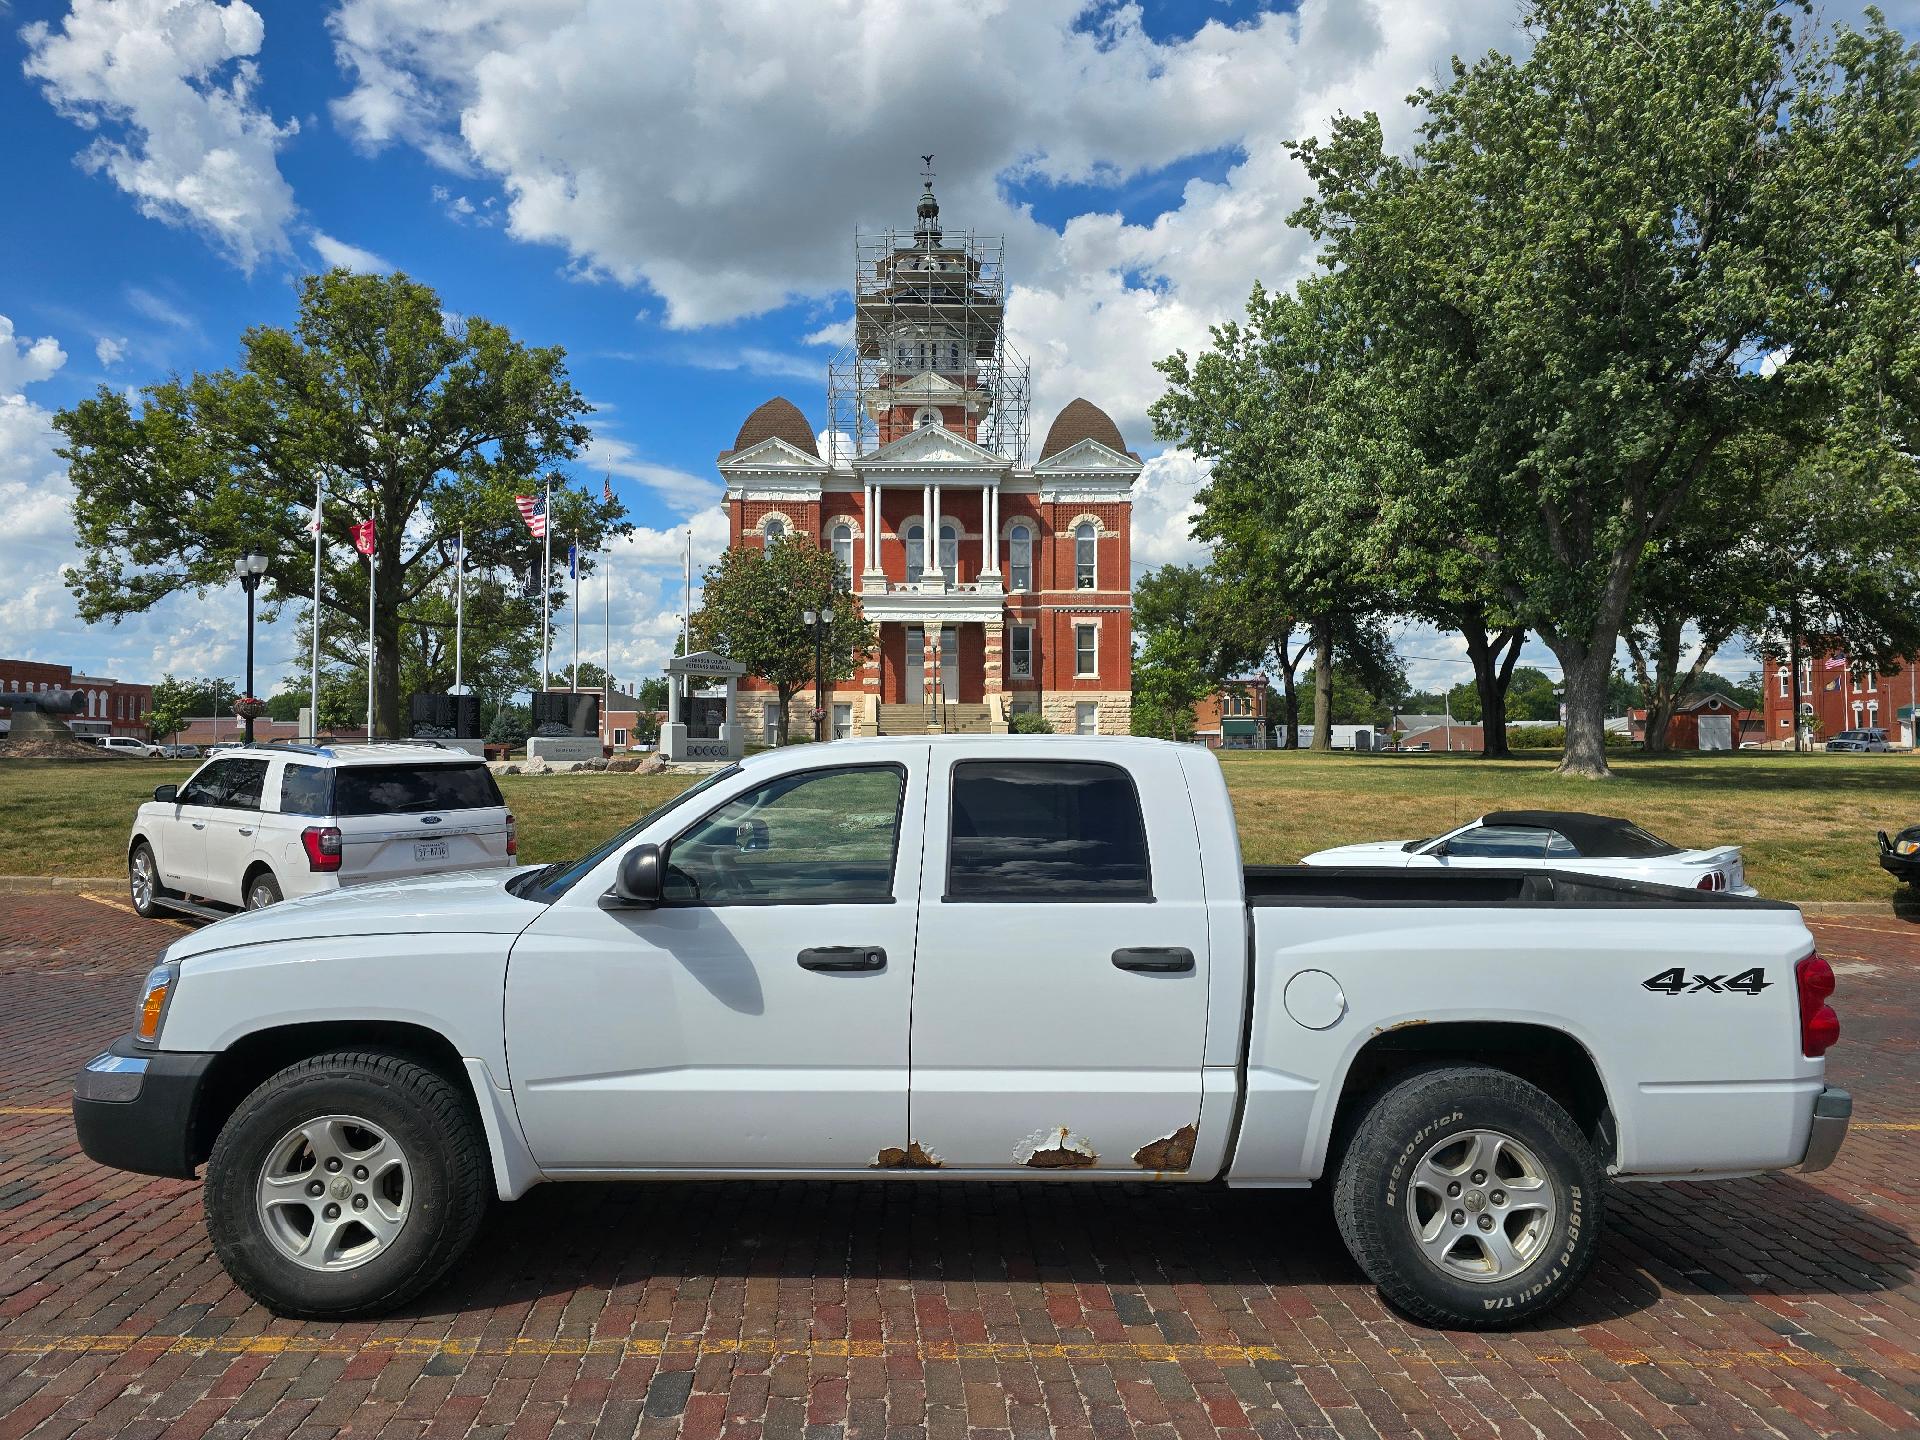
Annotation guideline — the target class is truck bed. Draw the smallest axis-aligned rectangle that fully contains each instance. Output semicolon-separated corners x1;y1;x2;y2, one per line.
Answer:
1243;864;1797;908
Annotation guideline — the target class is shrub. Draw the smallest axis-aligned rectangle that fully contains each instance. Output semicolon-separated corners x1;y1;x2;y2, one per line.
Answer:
1009;711;1056;734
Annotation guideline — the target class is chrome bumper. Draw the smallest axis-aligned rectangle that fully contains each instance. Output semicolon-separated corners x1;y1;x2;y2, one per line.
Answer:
1799;1087;1852;1173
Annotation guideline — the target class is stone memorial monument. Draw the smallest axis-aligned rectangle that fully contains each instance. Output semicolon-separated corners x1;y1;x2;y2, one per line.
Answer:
662;650;746;762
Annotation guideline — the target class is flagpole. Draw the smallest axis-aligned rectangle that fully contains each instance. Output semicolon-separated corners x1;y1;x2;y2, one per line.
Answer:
682;527;691;655
541;479;551;694
571;535;580;692
453;528;465;695
309;475;322;742
366;543;376;741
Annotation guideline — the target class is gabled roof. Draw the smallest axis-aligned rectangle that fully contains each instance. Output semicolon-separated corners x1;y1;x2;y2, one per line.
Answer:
856;422;1009;470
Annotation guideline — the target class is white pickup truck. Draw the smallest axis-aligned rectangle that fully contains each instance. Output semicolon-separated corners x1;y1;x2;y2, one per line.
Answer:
72;737;1850;1329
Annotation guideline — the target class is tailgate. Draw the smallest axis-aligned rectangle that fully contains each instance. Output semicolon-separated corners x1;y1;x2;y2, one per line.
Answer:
341;812;510;882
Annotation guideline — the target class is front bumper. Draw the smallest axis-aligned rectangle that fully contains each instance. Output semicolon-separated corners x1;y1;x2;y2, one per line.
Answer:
71;1034;217;1179
1878;848;1920;884
1798;1086;1852;1173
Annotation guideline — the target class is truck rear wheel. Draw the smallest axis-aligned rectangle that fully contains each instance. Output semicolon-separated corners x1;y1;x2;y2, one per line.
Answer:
1333;1065;1604;1329
204;1052;489;1319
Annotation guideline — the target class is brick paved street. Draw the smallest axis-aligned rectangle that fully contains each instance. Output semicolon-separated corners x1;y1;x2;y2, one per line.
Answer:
1;891;1916;1439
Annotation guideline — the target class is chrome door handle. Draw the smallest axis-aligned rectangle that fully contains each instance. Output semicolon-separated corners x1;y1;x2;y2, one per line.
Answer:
238;828;253;836
191;822;206;830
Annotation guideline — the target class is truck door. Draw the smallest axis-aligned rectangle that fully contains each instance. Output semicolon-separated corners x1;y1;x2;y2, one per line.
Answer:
906;751;1212;1172
504;755;927;1172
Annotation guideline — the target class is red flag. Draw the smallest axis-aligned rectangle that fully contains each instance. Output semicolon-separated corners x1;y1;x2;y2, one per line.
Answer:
352;519;376;557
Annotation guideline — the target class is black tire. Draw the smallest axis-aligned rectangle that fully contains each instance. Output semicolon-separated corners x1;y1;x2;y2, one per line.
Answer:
1333;1065;1604;1330
128;841;175;919
204;1052;489;1319
244;870;283;910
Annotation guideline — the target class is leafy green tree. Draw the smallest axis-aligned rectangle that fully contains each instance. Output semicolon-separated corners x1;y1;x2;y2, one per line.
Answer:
1131;564;1239;739
1287;0;1920;775
689;534;876;744
143;675;202;743
486;702;531;748
636;677;670;711
265;692;304;722
56;269;624;739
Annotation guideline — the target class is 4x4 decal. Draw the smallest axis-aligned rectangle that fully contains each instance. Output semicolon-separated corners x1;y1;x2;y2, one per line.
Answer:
1642;966;1770;995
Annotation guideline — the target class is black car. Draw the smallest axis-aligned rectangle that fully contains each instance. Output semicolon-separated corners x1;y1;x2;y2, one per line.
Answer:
1877;826;1920;886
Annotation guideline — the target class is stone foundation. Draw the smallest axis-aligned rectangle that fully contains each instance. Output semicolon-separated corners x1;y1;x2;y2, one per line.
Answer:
1039;691;1132;736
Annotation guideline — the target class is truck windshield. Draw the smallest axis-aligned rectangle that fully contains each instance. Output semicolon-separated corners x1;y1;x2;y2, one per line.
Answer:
513;764;741;902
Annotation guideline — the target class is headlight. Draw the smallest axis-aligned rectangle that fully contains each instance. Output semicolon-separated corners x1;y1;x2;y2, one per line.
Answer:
133;963;178;1045
1898;839;1920;856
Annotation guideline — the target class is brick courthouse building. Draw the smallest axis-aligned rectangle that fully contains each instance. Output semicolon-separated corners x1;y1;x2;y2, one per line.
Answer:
719;174;1141;740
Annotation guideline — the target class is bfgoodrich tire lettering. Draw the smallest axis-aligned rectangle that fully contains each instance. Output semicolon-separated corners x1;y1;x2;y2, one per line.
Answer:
204;1051;489;1319
1333;1065;1605;1329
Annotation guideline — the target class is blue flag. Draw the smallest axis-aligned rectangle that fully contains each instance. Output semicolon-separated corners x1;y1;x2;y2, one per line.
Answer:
567;541;578;579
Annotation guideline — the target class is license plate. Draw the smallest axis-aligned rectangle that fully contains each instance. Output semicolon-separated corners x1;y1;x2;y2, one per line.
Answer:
414;840;449;863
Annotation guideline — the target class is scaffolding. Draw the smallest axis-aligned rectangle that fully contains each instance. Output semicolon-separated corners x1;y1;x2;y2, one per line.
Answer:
826;219;1031;464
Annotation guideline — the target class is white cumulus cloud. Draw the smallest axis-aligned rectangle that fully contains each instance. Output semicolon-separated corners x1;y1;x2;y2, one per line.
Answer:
95;336;128;367
21;0;300;273
310;230;394;273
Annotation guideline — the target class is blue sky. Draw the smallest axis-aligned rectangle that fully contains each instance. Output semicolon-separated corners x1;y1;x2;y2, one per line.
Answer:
2;0;1910;700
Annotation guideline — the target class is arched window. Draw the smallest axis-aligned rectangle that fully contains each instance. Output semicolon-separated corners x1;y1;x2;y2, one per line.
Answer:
906;524;925;577
914;406;942;430
830;523;854;585
939;523;958;583
1007;523;1032;590
1074;522;1096;589
763;517;786;544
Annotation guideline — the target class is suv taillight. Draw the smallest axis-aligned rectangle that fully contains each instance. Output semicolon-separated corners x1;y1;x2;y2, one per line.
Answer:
301;825;343;873
506;812;517;857
1795;953;1839;1057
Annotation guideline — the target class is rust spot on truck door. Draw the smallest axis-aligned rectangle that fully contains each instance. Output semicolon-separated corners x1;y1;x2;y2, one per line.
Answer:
871;1141;943;1169
1015;1126;1097;1169
1131;1124;1197;1172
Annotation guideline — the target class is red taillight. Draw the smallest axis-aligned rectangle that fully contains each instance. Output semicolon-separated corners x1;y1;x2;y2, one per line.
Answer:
1795;953;1839;1057
1696;873;1715;891
301;825;343;872
1696;871;1728;892
506;812;517;857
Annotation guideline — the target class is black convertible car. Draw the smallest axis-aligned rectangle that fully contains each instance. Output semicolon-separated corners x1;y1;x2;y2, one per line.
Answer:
1877;826;1920;886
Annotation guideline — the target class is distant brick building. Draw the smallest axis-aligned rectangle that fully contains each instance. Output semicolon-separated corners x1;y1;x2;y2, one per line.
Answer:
0;659;151;739
1628;692;1762;750
1761;653;1916;746
1192;678;1270;749
720;174;1140;741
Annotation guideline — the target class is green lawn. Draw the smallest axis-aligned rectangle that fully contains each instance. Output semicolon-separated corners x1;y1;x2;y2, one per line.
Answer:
2;748;1913;902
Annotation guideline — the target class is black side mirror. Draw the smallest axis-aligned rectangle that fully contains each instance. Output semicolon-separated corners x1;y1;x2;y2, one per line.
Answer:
609;842;662;908
154;784;178;804
736;817;770;853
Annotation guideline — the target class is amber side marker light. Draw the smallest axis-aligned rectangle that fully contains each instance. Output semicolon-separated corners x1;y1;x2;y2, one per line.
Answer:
134;965;175;1044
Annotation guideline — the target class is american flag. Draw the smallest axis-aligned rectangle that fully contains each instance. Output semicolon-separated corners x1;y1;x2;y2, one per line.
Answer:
515;493;548;538
602;475;613;503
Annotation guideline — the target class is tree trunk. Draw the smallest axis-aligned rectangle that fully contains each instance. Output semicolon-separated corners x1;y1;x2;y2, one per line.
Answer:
775;684;794;746
1787;600;1803;754
376;549;404;741
1549;641;1614;777
1278;657;1299;749
1462;618;1524;759
1310;617;1333;751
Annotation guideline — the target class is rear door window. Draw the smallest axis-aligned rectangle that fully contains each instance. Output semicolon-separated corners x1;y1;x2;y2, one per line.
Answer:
332;763;504;816
945;759;1152;901
278;763;333;816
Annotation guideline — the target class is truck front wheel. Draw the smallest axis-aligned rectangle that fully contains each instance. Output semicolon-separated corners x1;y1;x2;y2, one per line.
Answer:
1333;1065;1604;1329
204;1052;490;1319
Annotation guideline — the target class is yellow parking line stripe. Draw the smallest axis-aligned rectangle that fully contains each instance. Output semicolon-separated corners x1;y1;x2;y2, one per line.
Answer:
0;1107;67;1115
79;891;191;927
0;1333;1871;1374
1854;1121;1920;1131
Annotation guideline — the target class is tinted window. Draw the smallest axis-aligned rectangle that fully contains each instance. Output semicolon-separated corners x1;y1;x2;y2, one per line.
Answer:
1445;825;1548;859
278;763;332;816
222;758;269;810
333;763;503;816
947;760;1151;901
663;765;904;905
1545;831;1579;858
177;760;229;806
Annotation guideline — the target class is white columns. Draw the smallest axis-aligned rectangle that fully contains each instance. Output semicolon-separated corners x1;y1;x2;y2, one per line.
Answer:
981;484;995;574
864;483;879;571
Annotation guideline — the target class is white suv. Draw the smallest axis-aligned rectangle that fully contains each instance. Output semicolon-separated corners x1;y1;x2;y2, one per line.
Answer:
93;735;165;759
127;743;516;917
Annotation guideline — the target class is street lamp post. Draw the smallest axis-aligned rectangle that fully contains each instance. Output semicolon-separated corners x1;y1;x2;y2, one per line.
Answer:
802;605;835;743
234;552;270;743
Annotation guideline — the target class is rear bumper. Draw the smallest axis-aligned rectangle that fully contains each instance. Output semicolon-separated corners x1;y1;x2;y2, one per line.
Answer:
71;1034;217;1180
1798;1087;1851;1173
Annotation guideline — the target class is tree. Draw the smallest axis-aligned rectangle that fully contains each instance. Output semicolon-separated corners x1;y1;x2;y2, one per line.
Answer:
636;677;669;712
144;675;201;743
57;269;625;739
1154;280;1393;751
1288;0;1920;775
689;534;876;744
1131;564;1238;739
265;692;304;722
486;702;531;748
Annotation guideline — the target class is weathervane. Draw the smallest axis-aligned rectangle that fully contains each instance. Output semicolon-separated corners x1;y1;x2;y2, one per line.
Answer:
921;153;935;188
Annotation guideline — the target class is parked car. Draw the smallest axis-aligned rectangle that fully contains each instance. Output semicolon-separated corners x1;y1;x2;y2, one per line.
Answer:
1825;728;1891;752
1302;809;1755;894
75;737;1846;1330
160;742;203;759
1878;825;1920;887
90;734;166;759
125;742;516;918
